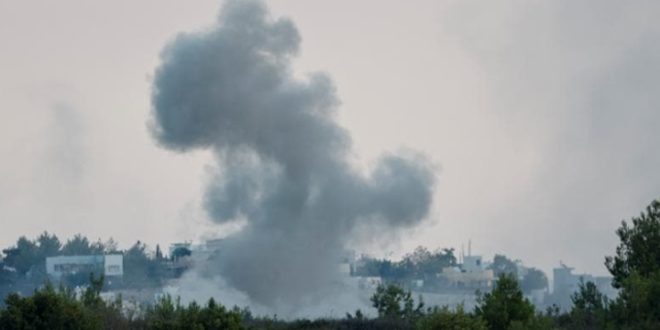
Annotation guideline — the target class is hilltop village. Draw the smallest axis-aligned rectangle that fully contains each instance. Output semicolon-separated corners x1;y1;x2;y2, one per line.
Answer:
0;233;615;312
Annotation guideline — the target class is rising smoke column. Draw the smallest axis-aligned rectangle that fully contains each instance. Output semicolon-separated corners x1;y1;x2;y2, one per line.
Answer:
151;0;435;308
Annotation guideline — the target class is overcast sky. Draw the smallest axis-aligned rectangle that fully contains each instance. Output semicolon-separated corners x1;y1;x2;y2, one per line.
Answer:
1;0;659;276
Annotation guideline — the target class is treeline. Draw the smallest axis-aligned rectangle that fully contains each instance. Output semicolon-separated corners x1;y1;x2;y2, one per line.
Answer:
0;274;245;330
364;200;660;329
1;199;660;329
354;247;548;294
0;270;648;329
353;247;457;281
0;234;179;298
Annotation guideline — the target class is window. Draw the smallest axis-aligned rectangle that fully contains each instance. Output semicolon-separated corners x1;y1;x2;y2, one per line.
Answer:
107;265;120;273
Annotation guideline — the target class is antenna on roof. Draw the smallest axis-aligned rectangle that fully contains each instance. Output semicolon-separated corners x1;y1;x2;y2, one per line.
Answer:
468;239;472;257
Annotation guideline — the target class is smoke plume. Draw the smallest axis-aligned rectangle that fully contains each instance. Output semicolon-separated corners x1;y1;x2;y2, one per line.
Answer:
150;0;434;310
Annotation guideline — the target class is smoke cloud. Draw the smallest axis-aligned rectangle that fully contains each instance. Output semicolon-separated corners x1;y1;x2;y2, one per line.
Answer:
150;0;434;311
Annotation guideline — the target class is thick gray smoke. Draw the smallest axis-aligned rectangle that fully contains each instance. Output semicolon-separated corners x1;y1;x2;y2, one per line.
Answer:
150;0;434;309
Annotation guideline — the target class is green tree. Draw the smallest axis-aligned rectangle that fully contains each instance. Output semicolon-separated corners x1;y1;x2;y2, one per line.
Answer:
475;273;535;330
101;238;120;254
89;239;107;255
357;246;456;281
370;283;424;322
2;236;38;275
0;284;97;330
605;200;660;287
80;273;128;330
604;199;660;328
36;232;62;258
145;296;244;330
520;268;548;293
61;234;94;256
568;281;609;329
488;254;518;278
123;241;165;288
403;246;456;279
418;305;487;330
607;270;660;329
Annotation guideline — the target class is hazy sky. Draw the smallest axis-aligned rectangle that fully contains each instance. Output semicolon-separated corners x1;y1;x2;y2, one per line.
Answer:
1;0;659;276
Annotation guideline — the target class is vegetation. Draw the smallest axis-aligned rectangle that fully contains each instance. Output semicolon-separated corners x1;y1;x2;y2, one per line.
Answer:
355;246;457;282
0;280;244;330
488;254;519;278
475;273;535;329
604;200;660;329
520;268;548;293
0;233;176;297
417;305;487;330
370;283;424;322
565;281;610;329
1;198;660;328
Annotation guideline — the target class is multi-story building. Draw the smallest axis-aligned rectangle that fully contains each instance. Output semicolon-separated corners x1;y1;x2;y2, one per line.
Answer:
46;254;123;281
550;263;616;310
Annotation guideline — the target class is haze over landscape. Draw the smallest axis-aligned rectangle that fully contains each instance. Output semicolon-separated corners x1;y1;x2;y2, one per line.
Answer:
2;0;660;285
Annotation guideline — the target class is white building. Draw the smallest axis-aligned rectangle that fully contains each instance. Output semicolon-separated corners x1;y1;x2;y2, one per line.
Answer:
462;255;484;273
440;266;494;290
46;254;123;280
434;255;494;290
550;263;616;310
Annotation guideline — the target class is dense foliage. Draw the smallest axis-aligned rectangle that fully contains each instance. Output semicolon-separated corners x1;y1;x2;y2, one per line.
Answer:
475;273;535;329
370;283;424;322
601;200;660;329
605;200;660;287
355;246;457;281
0;281;244;330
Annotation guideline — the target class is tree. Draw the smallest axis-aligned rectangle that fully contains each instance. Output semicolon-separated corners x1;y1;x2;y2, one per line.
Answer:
418;305;487;330
357;246;456;281
370;283;424;322
0;265;17;300
61;234;94;256
604;199;660;328
605;199;660;288
521;268;548;293
0;284;97;330
609;271;660;329
36;232;62;258
568;281;609;329
475;273;535;330
155;245;163;261
145;296;244;330
89;239;107;255
102;238;120;254
1;237;38;275
405;246;433;277
488;254;518;278
403;246;457;278
123;241;165;288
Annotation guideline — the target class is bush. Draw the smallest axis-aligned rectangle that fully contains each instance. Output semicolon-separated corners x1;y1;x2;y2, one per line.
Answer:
370;283;424;322
0;284;97;330
417;305;487;330
145;295;244;330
